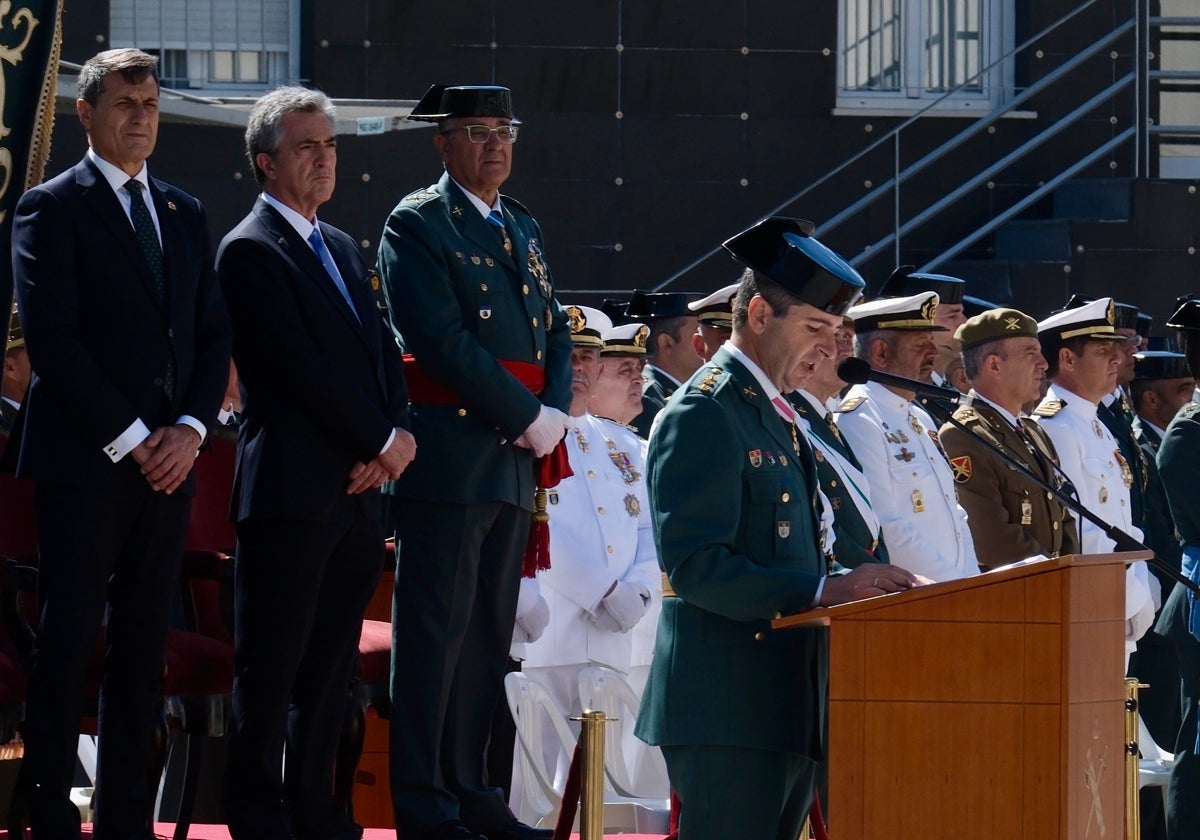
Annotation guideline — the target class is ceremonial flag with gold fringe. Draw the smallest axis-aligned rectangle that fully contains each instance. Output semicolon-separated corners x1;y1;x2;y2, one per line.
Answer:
1;0;62;351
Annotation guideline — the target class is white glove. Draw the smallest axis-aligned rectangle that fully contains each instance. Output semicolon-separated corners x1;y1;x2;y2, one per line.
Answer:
588;606;623;633
596;582;651;633
1126;597;1156;644
514;594;551;644
515;405;569;458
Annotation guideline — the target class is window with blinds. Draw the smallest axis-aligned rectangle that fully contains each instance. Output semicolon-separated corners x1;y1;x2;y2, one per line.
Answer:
836;0;1011;114
109;0;297;91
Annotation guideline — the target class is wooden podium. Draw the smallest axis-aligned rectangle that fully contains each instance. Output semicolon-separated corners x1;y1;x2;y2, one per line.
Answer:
774;552;1148;840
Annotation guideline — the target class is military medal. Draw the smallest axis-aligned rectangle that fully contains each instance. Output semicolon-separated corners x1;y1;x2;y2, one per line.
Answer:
779;454;788;466
607;445;642;485
909;414;923;436
912;489;925;513
1093;419;1104;438
894;448;915;463
1021;493;1033;526
765;451;777;466
813;448;825;463
624;494;641;517
573;428;589;452
471;254;481;265
485;256;495;267
1100;486;1109;504
1114;450;1132;489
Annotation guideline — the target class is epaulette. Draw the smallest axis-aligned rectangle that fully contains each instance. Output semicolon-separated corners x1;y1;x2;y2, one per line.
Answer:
954;406;980;423
1180;401;1200;419
401;187;439;207
835;395;866;413
695;365;723;394
1033;399;1064;418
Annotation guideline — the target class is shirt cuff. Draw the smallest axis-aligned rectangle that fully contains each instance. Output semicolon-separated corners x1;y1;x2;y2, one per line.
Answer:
379;427;396;457
217;407;235;426
811;576;826;608
177;415;208;445
105;418;152;463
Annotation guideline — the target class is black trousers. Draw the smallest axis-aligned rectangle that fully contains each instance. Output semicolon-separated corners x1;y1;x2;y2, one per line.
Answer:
23;468;190;839
225;509;383;839
388;499;528;836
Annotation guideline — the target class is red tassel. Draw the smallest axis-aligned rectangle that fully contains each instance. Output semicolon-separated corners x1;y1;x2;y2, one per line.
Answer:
810;790;828;840
522;438;573;577
665;789;681;839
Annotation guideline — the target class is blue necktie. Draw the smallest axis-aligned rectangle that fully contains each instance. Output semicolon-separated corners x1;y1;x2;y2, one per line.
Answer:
308;227;359;322
126;179;174;399
486;209;513;255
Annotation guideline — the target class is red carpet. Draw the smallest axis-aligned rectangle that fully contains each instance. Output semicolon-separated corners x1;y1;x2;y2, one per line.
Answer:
0;828;663;839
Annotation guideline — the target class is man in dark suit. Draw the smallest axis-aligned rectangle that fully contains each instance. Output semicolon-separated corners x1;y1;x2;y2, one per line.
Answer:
6;48;231;839
634;217;920;840
1;308;28;437
216;87;414;840
377;84;571;840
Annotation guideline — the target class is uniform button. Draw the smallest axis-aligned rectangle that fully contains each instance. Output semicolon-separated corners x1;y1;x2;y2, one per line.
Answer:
598;507;605;515
532;317;539;327
588;470;596;478
1108;461;1114;468
781;492;790;502
457;408;467;417
912;472;918;478
1053;521;1060;530
167;328;174;338
1046;492;1053;500
754;632;764;642
536;350;543;360
607;545;614;554
522;284;530;295
773;612;782;620
1120;500;1126;507
830;480;838;488
153;377;164;387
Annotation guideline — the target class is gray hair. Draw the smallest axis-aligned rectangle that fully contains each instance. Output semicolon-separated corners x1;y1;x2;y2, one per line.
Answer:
961;337;1006;381
78;48;158;105
245;86;336;184
853;328;896;361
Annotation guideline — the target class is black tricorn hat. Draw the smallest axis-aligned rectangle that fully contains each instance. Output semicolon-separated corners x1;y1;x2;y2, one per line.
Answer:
600;298;630;326
962;294;1001;319
722;217;865;316
407;84;521;123
1063;294;1140;330
879;266;965;305
1133;351;1191;381
623;290;697;322
1167;299;1200;332
1135;311;1153;337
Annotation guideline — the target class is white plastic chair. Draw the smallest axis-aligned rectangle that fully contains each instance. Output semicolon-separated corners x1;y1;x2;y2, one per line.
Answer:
504;671;576;827
1137;713;1173;820
576;666;670;833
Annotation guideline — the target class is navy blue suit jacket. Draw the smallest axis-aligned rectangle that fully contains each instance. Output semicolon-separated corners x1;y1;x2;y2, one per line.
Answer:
216;196;409;523
6;156;231;492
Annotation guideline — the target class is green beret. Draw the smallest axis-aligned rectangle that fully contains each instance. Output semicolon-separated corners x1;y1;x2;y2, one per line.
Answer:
955;307;1039;351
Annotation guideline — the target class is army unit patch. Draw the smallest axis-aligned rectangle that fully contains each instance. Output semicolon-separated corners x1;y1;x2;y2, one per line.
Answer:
950;455;972;483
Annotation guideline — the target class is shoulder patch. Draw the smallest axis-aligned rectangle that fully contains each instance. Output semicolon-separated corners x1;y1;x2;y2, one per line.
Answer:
835;395;866;413
1033;399;1064;418
954;407;980;423
949;455;972;483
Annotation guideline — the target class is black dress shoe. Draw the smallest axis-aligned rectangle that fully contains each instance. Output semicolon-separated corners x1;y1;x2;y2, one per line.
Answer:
418;820;488;840
480;820;554;840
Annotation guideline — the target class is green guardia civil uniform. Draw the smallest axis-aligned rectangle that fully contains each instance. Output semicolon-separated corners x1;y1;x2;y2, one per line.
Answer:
632;366;676;438
376;169;572;834
792;390;890;567
634;215;866;840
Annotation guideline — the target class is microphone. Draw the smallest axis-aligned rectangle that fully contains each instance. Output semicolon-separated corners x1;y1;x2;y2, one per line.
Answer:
836;357;962;404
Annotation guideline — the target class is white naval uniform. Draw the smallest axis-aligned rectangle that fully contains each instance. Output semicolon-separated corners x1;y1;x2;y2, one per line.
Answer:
523;413;660;710
835;380;980;581
1030;384;1156;657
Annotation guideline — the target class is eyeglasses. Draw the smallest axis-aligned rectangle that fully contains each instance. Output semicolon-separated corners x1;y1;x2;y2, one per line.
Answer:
444;124;519;144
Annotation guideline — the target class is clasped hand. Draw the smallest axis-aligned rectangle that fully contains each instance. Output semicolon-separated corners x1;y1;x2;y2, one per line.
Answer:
346;427;417;494
131;424;203;495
